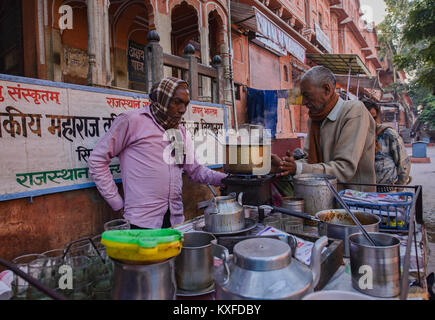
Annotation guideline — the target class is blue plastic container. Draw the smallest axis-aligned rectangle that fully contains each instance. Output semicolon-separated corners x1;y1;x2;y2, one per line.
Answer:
412;141;428;158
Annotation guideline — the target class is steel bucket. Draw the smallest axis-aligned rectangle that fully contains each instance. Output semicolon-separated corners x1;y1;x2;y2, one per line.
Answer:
316;209;380;257
293;174;337;220
175;231;216;291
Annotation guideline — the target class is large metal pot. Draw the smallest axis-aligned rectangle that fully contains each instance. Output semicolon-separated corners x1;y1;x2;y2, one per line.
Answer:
223;124;271;175
212;236;329;300
175;231;216;291
293;174;338;216
223;144;271;175
349;232;401;298
272;207;381;257
199;192;245;233
111;257;177;300
316;209;380;257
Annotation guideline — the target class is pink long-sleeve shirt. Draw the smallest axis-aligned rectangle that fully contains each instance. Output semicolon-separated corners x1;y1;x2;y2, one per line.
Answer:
88;107;227;228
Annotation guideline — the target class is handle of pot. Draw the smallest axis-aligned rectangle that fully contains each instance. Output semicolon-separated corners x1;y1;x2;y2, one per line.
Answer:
63;237;105;264
211;240;230;285
198;199;212;209
272;206;320;222
237;192;244;207
310;236;328;290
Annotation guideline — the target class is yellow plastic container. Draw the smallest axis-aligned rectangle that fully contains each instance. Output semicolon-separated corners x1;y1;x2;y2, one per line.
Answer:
101;229;183;264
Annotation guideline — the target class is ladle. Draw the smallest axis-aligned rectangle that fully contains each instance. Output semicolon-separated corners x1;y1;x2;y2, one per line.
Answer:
323;178;378;247
206;184;218;198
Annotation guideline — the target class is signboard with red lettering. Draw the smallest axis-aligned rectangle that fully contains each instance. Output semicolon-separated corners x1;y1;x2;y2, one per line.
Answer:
0;75;227;201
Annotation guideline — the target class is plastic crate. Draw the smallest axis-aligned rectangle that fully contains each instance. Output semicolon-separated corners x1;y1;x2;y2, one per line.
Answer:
338;190;414;230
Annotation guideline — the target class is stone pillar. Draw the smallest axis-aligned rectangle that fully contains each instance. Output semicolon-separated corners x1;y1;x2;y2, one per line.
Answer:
102;0;112;85
154;12;172;53
154;12;173;78
212;55;225;105
52;29;63;82
87;0;97;85
183;44;199;101
200;26;212;101
145;30;164;91
87;0;111;86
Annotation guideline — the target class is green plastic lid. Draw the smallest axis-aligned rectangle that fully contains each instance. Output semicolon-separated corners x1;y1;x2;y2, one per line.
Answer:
101;229;183;248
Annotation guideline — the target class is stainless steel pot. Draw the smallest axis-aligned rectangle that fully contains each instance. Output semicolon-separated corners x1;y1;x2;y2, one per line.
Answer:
272;207;381;257
349;232;401;298
199;192;245;233
111;257;177;300
316;209;380;257
175;231;216;291
293;174;338;216
212;236;328;300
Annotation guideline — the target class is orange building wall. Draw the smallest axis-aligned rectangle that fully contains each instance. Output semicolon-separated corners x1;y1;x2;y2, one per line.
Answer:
232;30;250;125
248;42;281;90
22;0;38;79
60;6;88;51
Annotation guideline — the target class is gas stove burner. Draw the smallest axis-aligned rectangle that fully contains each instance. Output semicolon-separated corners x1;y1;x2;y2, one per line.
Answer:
227;174;264;179
221;174;274;207
225;173;275;180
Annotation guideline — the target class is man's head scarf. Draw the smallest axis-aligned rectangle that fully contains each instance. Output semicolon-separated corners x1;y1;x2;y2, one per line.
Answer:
149;77;189;130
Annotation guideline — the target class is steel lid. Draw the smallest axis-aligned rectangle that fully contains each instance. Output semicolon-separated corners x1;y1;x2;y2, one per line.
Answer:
293;174;337;186
233;238;291;271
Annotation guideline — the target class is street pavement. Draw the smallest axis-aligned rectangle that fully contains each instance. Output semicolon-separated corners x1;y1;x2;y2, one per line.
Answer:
406;146;435;277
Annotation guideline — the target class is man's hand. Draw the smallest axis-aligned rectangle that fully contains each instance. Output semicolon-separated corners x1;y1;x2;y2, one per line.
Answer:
271;153;297;176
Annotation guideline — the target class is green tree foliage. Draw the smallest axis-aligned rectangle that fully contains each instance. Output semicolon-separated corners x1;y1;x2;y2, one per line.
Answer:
377;0;435;127
419;95;435;129
394;0;435;92
377;0;412;62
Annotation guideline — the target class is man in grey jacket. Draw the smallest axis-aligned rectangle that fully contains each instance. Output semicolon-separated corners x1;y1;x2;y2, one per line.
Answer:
272;66;376;192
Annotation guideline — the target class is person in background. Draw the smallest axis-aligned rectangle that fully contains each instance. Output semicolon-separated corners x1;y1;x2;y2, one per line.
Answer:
271;66;377;192
88;77;227;229
362;98;411;192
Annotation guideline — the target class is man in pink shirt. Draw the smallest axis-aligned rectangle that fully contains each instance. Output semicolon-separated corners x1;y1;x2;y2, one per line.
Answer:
88;77;227;229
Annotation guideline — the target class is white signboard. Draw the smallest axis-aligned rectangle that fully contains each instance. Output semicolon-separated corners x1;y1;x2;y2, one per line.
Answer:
315;23;332;53
255;8;306;63
0;76;226;200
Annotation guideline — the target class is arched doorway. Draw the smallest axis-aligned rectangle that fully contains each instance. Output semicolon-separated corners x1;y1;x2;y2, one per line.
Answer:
0;0;24;76
208;10;225;63
110;0;152;91
171;2;200;58
55;0;89;85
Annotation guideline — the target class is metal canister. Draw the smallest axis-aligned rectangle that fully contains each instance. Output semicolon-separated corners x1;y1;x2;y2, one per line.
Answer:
349;232;401;298
111;257;177;300
175;231;216;291
293;174;337;225
281;197;304;233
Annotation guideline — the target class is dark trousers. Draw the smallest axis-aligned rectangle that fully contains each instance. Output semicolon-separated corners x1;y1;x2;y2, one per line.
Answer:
130;209;171;229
